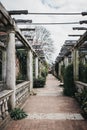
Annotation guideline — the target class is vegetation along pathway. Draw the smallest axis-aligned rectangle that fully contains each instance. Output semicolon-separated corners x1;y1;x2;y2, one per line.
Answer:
4;74;87;130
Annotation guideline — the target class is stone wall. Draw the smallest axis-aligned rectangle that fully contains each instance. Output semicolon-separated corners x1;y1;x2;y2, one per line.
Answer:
75;81;87;93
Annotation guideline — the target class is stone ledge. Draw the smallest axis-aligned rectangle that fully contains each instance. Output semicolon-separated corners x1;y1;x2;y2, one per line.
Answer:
16;81;30;90
0;90;13;101
75;81;87;93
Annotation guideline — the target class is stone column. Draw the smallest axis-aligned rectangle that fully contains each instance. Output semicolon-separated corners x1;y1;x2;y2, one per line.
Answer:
27;49;33;91
73;48;79;80
35;56;38;78
6;30;16;109
2;50;6;84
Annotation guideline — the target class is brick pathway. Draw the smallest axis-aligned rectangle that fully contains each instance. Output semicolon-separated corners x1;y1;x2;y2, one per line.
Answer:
3;74;87;130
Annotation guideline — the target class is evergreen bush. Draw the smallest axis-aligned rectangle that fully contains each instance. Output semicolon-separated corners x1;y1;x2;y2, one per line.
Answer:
63;64;76;96
33;77;46;88
41;69;48;79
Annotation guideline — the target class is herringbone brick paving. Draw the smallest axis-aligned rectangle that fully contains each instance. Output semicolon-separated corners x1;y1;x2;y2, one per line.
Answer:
3;74;87;130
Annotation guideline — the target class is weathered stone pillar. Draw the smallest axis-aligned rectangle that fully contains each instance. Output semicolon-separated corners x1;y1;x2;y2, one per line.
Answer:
27;49;33;91
2;50;6;84
35;56;38;78
73;48;79;80
6;30;16;109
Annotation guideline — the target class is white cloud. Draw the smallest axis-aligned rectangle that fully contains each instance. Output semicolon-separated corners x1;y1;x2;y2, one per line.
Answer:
41;0;59;9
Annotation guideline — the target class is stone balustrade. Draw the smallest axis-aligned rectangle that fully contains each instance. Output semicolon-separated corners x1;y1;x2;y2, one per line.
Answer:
75;81;87;93
0;90;13;120
16;81;30;107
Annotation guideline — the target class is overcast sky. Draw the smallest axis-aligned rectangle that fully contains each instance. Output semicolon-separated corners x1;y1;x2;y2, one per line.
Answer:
1;0;87;62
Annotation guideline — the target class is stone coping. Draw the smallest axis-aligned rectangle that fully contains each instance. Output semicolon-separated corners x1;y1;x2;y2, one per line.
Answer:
75;81;87;87
16;81;30;90
0;90;13;101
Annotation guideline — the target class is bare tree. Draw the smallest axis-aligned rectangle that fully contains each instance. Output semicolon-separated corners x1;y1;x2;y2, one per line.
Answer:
33;26;54;63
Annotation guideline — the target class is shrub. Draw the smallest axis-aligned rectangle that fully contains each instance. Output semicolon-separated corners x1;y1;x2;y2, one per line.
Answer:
10;108;28;120
63;64;76;96
41;70;48;79
75;89;87;105
75;89;87;118
33;77;46;88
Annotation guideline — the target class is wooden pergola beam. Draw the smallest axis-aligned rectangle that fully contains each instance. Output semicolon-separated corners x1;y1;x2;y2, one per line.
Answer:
75;31;87;48
15;19;32;24
8;10;28;15
20;28;35;31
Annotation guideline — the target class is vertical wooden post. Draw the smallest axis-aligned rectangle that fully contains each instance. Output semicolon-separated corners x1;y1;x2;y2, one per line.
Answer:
35;56;39;78
73;48;79;80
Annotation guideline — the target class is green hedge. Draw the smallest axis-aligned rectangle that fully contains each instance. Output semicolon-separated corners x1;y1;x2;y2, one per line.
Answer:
33;77;46;88
41;70;47;78
63;64;76;96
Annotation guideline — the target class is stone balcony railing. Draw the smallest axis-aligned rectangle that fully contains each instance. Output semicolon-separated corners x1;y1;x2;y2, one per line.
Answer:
0;81;30;121
75;81;87;93
16;81;30;107
0;90;13;120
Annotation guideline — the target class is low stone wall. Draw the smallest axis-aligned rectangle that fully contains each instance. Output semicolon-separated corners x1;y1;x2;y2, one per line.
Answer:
75;81;87;93
16;81;30;107
0;90;13;119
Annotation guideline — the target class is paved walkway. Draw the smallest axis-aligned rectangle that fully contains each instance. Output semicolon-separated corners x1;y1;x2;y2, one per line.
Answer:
3;74;87;130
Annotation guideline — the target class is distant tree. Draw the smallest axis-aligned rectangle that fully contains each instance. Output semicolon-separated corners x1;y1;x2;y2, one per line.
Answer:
31;26;54;63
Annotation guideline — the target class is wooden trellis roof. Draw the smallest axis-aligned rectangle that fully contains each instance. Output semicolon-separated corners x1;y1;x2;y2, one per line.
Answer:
57;40;77;62
75;31;87;48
